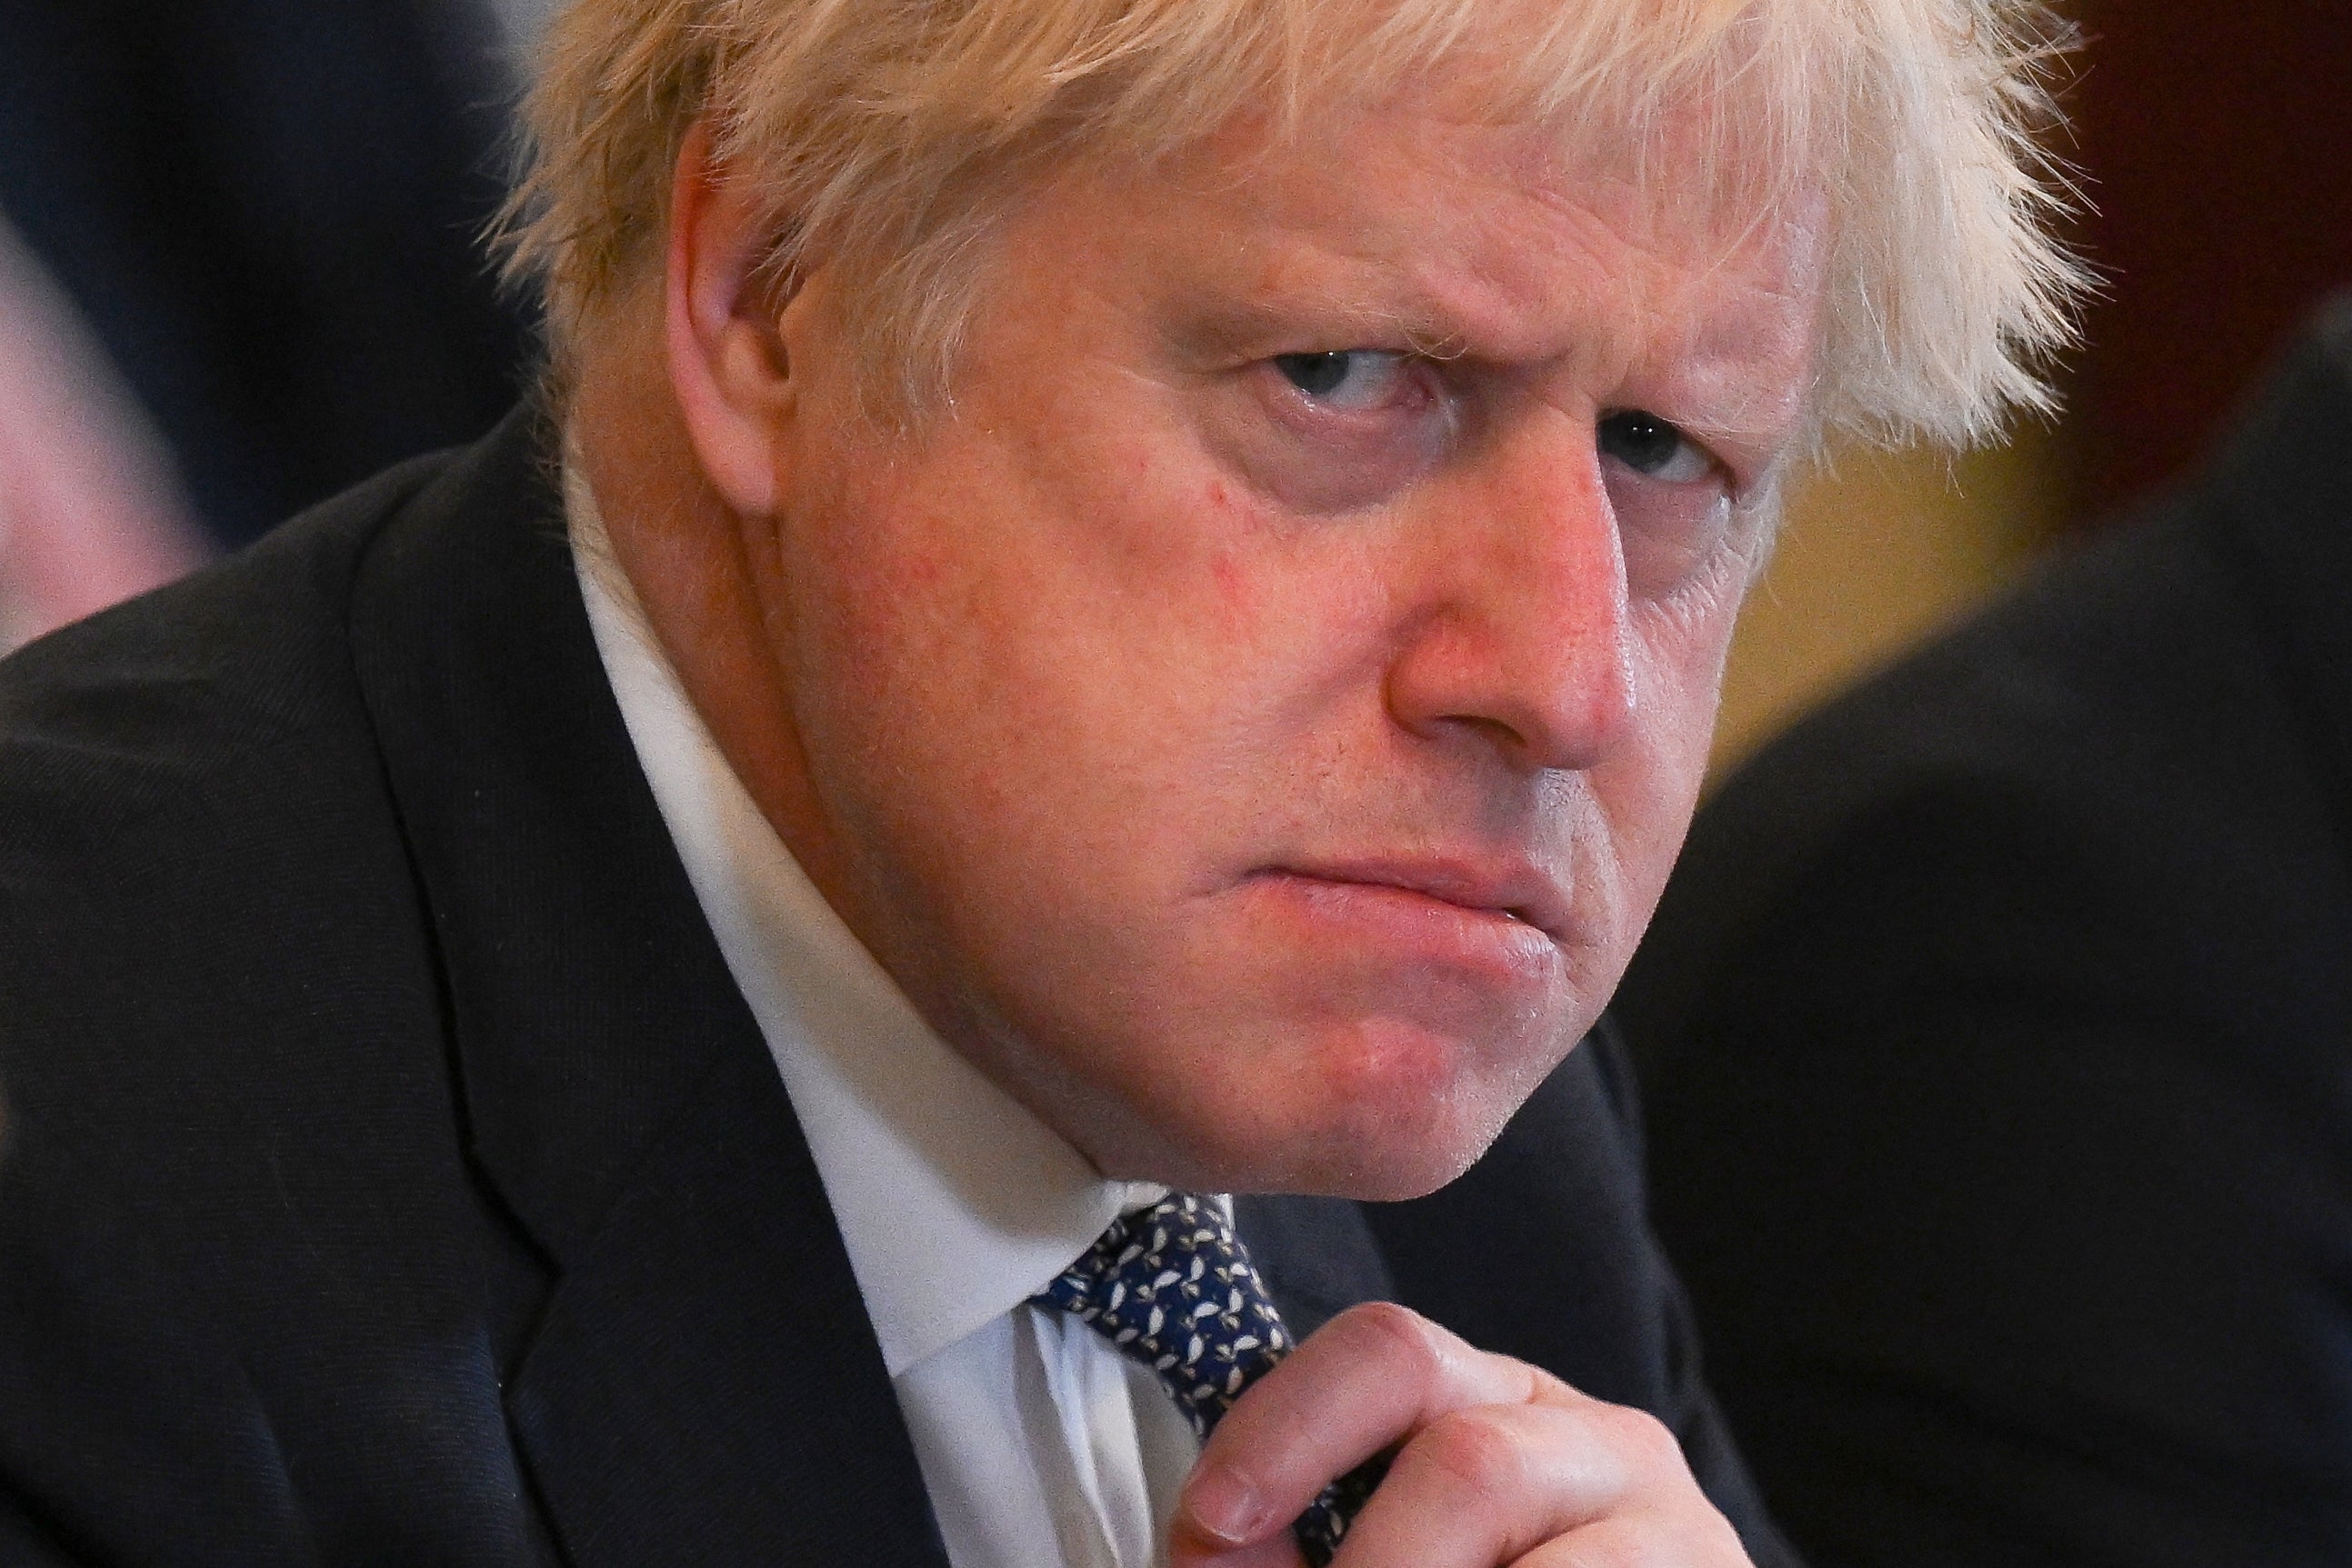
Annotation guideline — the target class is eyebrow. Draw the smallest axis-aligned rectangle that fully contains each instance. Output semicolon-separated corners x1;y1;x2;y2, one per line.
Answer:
1165;294;1461;365
1156;247;1814;472
1163;244;1669;382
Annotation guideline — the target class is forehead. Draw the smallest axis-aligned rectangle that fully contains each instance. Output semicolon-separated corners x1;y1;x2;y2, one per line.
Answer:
997;93;1825;429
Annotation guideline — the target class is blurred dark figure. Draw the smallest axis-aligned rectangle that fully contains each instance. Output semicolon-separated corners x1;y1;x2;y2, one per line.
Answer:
0;0;536;552
1617;298;2352;1567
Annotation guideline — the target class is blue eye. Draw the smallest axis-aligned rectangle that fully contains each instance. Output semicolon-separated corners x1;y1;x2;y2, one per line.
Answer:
1272;350;1410;410
1598;410;1711;484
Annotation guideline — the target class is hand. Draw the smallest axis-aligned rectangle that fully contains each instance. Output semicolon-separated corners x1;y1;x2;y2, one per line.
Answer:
1169;1303;1753;1568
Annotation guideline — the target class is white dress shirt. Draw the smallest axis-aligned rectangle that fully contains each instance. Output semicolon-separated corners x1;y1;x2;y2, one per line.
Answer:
566;472;1203;1568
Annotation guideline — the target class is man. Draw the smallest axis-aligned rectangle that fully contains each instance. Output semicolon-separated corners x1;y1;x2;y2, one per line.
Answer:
1617;299;2352;1568
0;1;2076;1563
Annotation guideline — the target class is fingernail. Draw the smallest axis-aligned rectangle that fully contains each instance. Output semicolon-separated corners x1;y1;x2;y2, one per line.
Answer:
1182;1467;1274;1544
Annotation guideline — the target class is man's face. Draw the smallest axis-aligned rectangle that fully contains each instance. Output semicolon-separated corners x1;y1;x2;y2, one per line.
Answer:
752;95;1822;1197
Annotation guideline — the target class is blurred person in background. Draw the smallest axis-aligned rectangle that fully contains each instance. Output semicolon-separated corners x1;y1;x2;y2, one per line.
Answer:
1617;299;2352;1568
0;214;205;651
0;0;542;597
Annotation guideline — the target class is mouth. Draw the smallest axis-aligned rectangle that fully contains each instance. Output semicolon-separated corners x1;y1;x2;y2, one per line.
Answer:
1246;856;1572;951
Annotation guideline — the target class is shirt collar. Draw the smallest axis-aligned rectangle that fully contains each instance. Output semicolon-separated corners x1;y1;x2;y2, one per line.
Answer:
565;467;1164;1376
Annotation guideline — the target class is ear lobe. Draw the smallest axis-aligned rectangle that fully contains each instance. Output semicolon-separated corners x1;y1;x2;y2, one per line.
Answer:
666;119;797;517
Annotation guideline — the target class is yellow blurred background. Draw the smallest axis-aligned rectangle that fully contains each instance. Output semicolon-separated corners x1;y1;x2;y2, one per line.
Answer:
1708;0;2352;782
1711;424;2072;776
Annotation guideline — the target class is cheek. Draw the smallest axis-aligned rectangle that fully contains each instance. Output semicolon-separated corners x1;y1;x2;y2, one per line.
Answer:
784;443;1378;924
1594;580;1746;934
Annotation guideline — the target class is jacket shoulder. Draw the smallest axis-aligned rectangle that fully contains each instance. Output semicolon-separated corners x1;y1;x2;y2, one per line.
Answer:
0;442;483;1157
0;448;454;857
0;439;553;1565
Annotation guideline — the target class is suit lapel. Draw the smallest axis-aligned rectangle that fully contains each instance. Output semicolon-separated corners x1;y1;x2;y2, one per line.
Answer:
346;410;947;1566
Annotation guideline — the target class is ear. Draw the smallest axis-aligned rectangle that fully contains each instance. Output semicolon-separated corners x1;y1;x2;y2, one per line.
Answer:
666;120;796;517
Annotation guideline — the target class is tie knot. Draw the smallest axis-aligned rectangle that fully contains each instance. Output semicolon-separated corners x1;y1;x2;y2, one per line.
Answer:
1031;1193;1289;1439
1031;1192;1386;1567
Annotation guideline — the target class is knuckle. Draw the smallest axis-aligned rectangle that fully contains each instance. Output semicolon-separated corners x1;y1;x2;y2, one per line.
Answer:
1335;1300;1445;1380
1594;1403;1681;1474
1414;1408;1529;1501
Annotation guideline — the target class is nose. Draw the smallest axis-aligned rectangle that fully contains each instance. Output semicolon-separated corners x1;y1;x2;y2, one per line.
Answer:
1383;427;1637;773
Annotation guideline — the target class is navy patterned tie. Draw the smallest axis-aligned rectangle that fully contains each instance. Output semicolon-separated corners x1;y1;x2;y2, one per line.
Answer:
1032;1193;1386;1566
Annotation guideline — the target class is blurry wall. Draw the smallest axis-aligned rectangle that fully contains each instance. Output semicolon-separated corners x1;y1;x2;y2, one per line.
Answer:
1714;424;2071;773
1712;0;2352;777
2068;0;2352;517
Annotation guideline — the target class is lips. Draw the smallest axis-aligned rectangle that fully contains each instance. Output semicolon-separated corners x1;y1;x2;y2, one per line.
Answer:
1249;855;1572;950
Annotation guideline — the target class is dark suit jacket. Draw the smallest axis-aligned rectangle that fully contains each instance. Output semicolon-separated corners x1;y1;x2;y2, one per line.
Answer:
0;410;1796;1566
0;0;532;549
1616;300;2352;1566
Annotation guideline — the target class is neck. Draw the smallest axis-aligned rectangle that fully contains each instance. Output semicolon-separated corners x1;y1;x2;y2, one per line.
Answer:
565;308;858;932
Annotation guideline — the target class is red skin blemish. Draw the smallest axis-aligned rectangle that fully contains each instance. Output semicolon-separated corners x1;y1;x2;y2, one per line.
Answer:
1211;554;1242;599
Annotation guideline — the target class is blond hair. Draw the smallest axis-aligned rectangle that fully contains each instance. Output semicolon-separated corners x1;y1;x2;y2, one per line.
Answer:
502;0;2083;447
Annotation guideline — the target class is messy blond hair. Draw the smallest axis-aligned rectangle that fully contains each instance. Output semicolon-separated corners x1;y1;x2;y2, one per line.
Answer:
503;0;2082;447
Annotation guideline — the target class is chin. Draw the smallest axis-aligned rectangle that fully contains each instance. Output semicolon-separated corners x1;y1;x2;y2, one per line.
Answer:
1286;1132;1503;1203
1120;1014;1554;1202
969;904;1598;1199
1205;1099;1514;1203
